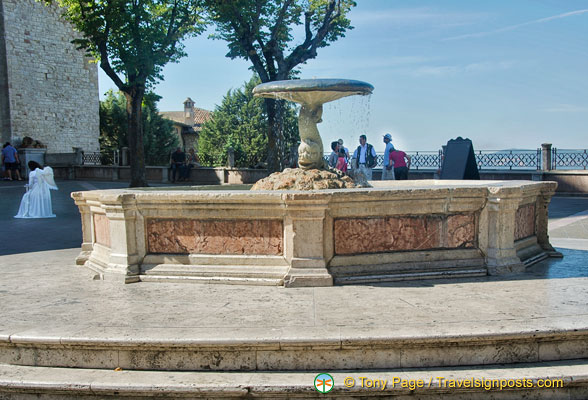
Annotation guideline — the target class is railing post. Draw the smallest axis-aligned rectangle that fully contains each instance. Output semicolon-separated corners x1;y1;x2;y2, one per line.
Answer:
121;147;129;166
536;148;541;170
227;147;235;168
541;143;552;171
73;147;83;165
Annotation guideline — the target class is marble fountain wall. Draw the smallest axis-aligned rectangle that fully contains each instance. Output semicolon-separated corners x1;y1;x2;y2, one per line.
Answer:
72;180;560;287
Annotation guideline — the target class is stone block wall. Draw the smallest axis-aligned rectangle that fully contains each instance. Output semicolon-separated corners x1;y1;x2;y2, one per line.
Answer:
0;0;99;153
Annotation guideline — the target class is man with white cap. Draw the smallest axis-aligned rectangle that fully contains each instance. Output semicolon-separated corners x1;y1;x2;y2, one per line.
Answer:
382;133;396;180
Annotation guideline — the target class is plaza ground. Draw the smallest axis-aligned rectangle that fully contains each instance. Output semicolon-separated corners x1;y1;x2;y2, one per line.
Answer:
0;179;587;398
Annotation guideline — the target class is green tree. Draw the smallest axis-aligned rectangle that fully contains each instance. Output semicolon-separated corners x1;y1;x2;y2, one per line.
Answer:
100;90;178;166
199;75;298;168
42;0;206;186
206;0;356;172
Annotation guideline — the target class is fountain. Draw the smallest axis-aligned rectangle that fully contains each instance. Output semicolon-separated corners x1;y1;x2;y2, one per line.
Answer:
254;79;373;170
71;79;561;287
251;79;374;190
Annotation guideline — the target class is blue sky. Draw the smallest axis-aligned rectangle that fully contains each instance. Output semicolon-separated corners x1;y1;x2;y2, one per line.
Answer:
99;0;588;152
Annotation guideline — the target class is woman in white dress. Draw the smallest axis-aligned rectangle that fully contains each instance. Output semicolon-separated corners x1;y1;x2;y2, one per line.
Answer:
14;161;58;218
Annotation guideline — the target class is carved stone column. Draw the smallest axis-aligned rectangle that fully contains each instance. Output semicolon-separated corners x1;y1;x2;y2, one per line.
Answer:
101;199;142;283
73;197;92;266
283;200;333;287
483;187;525;275
536;184;563;257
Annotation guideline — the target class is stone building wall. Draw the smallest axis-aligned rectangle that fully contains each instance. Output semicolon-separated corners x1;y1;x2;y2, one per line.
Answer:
0;0;99;153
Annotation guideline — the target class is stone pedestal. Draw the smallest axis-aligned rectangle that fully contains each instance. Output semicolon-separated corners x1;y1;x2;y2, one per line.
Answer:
483;187;525;275
283;202;333;287
17;148;46;178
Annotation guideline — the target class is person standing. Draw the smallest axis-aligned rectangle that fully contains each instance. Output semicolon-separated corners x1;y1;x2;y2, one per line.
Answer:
353;134;377;180
2;142;23;181
381;133;396;180
335;148;348;173
170;147;186;183
389;148;412;180
337;138;350;161
328;141;339;168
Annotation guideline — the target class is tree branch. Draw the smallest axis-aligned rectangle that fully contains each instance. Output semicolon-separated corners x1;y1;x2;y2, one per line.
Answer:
284;0;339;72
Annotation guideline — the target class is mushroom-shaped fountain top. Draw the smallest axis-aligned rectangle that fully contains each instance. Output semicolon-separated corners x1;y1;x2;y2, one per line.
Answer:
252;79;374;106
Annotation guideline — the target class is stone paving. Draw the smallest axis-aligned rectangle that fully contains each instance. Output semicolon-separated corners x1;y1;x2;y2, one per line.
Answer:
1;180;588;398
0;180;587;338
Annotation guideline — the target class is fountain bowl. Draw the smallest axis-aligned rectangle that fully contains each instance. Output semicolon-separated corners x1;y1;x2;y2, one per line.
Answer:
252;78;374;106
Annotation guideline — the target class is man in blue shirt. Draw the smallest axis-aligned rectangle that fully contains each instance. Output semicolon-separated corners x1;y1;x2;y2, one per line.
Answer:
2;142;22;181
381;133;396;180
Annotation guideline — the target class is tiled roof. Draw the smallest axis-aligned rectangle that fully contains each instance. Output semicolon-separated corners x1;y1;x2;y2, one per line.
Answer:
160;107;212;127
193;108;211;125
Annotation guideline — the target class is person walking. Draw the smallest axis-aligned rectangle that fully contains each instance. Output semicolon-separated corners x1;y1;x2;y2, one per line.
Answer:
389;148;412;180
353;134;377;180
2;142;23;181
381;133;396;180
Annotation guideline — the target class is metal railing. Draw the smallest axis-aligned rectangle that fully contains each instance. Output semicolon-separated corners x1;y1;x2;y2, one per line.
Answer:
323;148;588;170
82;150;119;166
552;149;588;170
84;147;588;170
474;149;541;170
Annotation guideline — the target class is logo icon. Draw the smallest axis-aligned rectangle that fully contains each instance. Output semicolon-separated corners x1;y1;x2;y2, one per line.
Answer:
314;373;334;393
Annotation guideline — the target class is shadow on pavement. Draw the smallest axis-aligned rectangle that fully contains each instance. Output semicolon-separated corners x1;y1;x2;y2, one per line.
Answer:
0;180;131;256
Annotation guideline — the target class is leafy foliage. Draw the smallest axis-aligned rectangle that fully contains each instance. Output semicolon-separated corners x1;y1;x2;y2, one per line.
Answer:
44;0;206;89
199;76;299;168
205;0;356;171
100;90;178;166
40;0;207;186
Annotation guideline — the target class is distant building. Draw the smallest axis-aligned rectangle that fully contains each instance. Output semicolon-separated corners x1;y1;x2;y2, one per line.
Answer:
0;0;99;155
160;98;211;151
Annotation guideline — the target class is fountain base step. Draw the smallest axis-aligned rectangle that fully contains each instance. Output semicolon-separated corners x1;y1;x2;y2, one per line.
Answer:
140;264;289;286
1;360;587;398
333;267;488;285
329;255;487;285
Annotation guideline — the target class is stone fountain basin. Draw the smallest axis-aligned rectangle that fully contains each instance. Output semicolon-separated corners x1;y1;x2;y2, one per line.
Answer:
252;78;374;105
72;180;559;287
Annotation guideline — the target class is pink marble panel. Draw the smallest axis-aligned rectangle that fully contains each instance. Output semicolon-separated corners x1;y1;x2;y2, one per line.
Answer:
334;216;442;255
514;203;536;241
147;219;283;255
93;214;110;248
446;214;476;248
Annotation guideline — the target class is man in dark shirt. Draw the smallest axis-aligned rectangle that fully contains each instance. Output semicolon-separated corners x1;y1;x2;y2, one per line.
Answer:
170;147;186;182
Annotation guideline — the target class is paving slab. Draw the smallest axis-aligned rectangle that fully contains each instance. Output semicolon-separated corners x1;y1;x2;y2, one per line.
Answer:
0;184;587;353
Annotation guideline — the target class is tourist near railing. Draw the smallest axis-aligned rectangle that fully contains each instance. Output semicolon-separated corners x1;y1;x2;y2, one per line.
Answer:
323;148;588;170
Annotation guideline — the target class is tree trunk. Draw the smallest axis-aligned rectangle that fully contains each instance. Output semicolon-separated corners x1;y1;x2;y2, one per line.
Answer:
265;98;286;172
125;87;148;187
